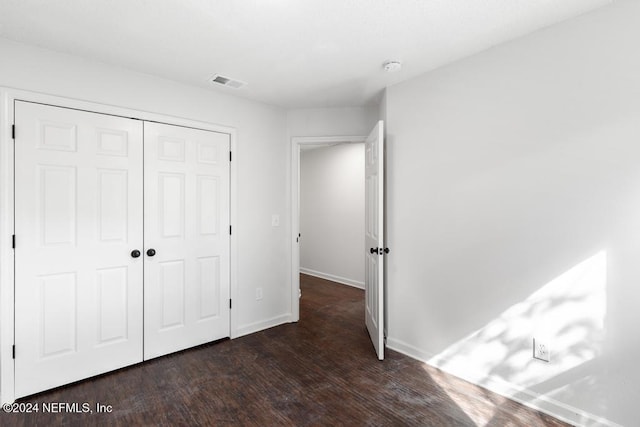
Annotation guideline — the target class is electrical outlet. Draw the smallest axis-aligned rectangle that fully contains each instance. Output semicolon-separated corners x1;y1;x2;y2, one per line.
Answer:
533;338;550;362
256;288;263;300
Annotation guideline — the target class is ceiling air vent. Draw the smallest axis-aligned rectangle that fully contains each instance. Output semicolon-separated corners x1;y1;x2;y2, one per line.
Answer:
209;74;247;89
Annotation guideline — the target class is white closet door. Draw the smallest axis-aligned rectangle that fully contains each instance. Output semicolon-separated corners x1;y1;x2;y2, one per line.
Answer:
143;122;230;359
14;101;144;398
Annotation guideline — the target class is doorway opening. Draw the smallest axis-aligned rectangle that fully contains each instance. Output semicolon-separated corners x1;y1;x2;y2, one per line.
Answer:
299;140;366;287
290;135;366;323
291;121;385;360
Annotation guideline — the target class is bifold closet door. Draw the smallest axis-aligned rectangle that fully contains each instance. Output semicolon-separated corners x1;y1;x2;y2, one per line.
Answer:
14;101;144;398
143;122;230;359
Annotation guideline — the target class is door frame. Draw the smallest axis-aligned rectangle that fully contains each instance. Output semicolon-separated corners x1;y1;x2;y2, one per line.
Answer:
289;135;366;321
0;88;239;403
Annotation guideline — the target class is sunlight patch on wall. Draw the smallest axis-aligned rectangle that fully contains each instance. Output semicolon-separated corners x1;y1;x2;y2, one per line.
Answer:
428;250;607;392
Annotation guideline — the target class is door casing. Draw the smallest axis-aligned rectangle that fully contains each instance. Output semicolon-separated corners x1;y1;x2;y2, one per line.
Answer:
0;88;239;403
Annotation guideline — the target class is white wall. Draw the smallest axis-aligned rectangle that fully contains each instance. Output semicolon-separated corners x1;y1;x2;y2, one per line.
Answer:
0;38;291;337
300;143;364;287
385;0;640;425
287;106;378;138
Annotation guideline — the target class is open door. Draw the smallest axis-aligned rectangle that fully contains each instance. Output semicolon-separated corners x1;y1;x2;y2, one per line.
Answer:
365;120;385;360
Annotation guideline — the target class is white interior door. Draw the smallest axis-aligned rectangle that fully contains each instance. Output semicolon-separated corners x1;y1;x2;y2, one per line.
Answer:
365;120;385;360
14;101;144;398
143;122;230;359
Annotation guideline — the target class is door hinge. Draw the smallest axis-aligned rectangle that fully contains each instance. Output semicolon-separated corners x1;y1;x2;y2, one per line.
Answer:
229;299;232;309
12;125;15;140
12;345;15;359
229;225;232;235
12;235;15;249
229;151;232;162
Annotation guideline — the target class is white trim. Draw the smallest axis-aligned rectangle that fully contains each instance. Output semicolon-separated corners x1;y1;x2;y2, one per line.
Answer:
299;268;364;289
0;89;16;404
291;139;300;322
290;135;367;323
387;337;622;427
235;314;292;338
229;130;239;339
0;87;239;403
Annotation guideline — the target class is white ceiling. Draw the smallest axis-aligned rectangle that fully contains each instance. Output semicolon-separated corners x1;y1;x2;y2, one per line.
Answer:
0;0;611;108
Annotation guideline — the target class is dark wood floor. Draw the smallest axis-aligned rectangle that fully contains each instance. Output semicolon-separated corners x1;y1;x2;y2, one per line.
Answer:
2;274;570;426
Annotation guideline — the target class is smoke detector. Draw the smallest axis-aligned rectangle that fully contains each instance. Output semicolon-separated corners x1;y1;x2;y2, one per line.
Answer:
208;74;247;89
383;61;402;72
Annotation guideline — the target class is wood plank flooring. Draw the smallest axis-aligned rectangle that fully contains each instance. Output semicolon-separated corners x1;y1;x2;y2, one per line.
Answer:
2;274;570;426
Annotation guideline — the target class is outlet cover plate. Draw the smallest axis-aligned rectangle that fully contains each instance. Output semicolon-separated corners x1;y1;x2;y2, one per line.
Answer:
533;338;550;362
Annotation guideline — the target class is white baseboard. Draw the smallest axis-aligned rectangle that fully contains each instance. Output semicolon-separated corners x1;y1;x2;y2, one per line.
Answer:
386;337;621;427
299;267;364;289
234;314;292;339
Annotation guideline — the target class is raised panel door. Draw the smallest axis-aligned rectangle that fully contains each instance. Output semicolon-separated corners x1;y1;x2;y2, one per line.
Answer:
143;122;230;359
14;101;144;398
365;120;385;360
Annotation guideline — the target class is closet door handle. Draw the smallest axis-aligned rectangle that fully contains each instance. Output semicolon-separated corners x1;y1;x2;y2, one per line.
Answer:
131;250;141;258
146;248;156;257
370;247;378;254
